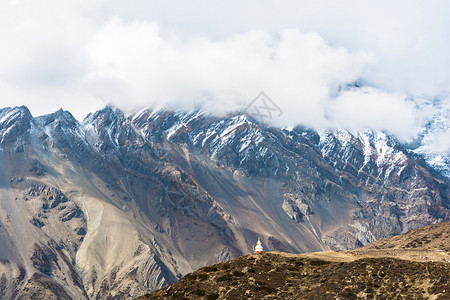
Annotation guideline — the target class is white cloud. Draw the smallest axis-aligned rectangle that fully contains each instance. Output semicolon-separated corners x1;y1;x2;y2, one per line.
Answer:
0;0;448;149
0;0;101;119
328;88;420;140
417;99;450;153
85;20;373;128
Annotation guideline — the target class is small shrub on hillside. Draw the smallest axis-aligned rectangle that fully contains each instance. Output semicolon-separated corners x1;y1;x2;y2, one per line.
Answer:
206;293;219;300
287;265;298;271
193;289;205;296
197;273;208;281
202;266;218;272
216;274;232;282
310;259;330;266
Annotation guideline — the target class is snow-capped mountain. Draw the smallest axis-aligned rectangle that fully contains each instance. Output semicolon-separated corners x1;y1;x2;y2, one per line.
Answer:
0;105;448;299
411;112;450;179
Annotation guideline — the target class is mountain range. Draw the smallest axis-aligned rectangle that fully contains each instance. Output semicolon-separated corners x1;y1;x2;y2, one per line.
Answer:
0;105;448;299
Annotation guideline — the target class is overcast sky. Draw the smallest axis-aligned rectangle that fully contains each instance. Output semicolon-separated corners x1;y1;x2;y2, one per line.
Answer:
0;0;449;147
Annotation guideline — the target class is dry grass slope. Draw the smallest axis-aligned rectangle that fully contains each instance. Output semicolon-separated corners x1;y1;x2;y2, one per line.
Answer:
136;222;450;299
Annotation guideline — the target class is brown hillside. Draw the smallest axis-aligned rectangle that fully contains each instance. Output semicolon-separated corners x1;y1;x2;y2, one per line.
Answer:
136;222;450;299
358;221;450;252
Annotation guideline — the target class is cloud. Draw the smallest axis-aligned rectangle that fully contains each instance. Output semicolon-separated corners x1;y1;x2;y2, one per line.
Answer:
0;0;103;119
93;0;450;97
328;88;421;140
0;0;448;148
83;18;430;141
85;19;373;126
417;99;450;153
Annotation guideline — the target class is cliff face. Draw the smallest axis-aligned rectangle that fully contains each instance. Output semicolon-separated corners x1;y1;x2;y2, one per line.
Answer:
0;106;448;299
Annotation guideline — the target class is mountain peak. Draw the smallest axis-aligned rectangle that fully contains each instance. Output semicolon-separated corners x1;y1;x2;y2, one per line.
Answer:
36;108;78;128
83;105;127;129
0;105;32;123
0;106;33;144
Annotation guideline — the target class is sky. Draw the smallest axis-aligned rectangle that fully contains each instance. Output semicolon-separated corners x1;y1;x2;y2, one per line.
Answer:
0;0;449;150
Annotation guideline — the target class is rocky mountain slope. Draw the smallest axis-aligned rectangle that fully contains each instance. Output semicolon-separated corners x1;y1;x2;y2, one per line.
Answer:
138;221;450;300
0;105;448;299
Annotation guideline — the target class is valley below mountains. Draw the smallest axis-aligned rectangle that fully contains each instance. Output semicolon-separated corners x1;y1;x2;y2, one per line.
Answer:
0;105;448;299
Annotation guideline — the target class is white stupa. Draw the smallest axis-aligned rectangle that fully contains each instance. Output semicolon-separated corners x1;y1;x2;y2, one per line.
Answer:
254;238;263;253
